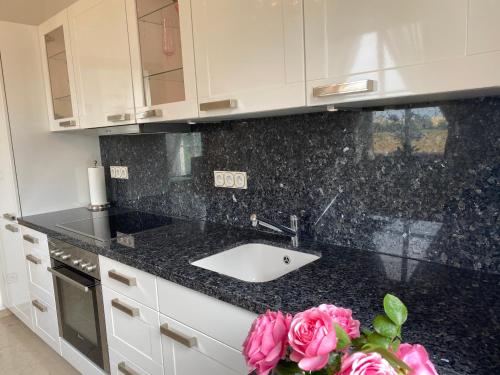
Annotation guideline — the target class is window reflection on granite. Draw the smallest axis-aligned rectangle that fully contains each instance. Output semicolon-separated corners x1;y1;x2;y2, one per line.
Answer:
165;132;202;180
372;107;448;156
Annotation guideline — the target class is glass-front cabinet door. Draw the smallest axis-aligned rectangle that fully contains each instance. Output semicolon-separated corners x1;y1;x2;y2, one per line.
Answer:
39;10;80;131
127;0;199;123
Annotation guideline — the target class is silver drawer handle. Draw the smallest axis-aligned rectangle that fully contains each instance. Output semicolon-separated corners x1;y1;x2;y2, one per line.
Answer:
108;269;137;286
2;213;16;221
32;299;48;312
59;120;76;128
23;234;39;244
160;323;197;348
199;99;237;111
312;79;375;97
137;109;162;119
26;254;42;265
5;224;18;233
118;362;140;375
111;298;139;317
107;113;130;122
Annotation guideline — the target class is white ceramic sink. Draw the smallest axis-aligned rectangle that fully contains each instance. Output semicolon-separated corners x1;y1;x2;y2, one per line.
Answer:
190;243;320;282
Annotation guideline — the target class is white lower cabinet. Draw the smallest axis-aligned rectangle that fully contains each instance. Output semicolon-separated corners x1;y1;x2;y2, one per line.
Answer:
110;347;151;375
160;313;246;375
30;293;60;354
103;286;164;375
61;339;107;375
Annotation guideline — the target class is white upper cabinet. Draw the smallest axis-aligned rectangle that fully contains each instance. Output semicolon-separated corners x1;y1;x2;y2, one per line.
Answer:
39;10;80;131
191;0;305;118
304;0;469;106
69;0;136;128
467;0;500;55
127;0;199;123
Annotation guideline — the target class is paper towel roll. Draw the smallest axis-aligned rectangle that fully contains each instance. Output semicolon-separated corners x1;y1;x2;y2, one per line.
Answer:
88;166;108;206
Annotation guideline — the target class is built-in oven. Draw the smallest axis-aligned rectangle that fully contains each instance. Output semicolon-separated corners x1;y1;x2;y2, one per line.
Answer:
48;238;110;373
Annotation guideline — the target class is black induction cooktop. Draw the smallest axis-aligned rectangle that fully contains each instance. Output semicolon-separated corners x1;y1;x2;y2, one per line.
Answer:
56;211;173;242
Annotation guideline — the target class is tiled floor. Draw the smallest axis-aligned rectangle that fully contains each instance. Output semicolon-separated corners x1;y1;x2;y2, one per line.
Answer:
0;312;79;374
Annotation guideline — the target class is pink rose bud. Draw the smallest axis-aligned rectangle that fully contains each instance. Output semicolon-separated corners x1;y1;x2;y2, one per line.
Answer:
288;307;338;371
397;343;438;375
340;352;398;375
318;304;361;339
243;310;292;375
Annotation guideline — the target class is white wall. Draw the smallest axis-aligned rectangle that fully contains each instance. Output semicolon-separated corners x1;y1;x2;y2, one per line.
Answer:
0;20;101;216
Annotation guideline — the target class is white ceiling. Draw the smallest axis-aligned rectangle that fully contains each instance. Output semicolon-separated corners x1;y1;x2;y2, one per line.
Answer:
0;0;78;25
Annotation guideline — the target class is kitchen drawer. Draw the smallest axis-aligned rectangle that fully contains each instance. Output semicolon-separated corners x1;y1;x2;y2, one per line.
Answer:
103;286;163;375
20;226;49;252
160;313;246;375
157;278;256;350
100;256;158;310
25;244;55;305
109;347;151;375
30;292;60;354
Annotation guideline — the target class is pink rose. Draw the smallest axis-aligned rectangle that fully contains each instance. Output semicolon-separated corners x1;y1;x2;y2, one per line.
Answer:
318;304;361;339
340;352;398;375
396;343;438;375
288;307;338;371
243;310;292;375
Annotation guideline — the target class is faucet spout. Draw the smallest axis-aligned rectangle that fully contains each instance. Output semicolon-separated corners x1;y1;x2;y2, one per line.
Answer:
250;213;299;247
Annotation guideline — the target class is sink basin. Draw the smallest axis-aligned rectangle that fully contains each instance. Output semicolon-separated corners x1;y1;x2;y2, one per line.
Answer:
190;243;320;282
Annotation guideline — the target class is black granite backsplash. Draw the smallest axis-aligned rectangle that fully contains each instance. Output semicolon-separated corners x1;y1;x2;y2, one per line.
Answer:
100;96;500;274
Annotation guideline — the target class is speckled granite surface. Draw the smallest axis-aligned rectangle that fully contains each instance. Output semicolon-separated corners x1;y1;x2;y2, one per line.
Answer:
100;97;500;274
19;208;500;375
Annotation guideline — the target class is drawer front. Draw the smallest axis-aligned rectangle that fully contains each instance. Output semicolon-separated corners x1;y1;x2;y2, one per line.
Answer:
109;347;152;375
157;278;256;350
21;226;49;252
25;245;55;304
30;293;60;354
103;286;163;375
160;314;246;375
100;256;158;310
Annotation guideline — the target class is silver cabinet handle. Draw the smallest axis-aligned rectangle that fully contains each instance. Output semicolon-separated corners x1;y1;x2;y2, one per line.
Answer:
108;269;137;286
26;254;42;265
2;213;16;221
23;234;39;244
137;109;162;119
160;323;197;348
47;267;89;292
59;120;76;128
5;224;18;233
32;299;48;312
199;99;237;111
107;113;130;122
111;298;139;317
118;362;140;375
312;79;375;97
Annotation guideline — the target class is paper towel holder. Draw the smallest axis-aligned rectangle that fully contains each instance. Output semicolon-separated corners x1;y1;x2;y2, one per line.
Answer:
87;160;110;212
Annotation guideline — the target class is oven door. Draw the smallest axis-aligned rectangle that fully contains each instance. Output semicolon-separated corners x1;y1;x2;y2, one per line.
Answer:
48;260;109;372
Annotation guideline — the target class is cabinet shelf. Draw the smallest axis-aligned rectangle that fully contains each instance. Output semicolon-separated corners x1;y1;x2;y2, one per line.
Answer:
47;50;66;60
143;67;183;79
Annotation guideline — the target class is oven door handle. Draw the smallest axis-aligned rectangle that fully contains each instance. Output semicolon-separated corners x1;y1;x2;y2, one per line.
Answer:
47;267;90;293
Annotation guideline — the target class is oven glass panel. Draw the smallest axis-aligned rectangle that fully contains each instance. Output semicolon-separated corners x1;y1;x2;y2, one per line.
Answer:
53;264;105;369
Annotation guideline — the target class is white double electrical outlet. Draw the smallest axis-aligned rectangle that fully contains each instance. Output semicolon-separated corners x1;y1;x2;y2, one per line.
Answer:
214;171;247;189
110;166;129;179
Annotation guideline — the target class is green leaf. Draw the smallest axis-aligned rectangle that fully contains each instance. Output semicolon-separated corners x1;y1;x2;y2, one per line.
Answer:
334;323;351;350
361;327;373;336
326;353;342;375
391;338;401;352
366;332;391;349
366;347;411;373
383;294;408;326
373;315;399;338
273;360;305;375
351;336;367;349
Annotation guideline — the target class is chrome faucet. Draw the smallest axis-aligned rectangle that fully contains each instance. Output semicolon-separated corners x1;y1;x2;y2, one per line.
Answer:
250;213;299;247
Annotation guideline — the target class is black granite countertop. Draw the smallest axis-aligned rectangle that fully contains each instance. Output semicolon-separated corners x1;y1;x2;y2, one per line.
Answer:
19;208;500;375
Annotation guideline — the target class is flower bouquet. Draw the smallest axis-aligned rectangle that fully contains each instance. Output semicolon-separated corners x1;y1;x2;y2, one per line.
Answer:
243;294;438;375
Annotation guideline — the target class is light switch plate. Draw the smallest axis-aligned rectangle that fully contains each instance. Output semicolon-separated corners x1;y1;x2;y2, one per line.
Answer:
214;171;247;189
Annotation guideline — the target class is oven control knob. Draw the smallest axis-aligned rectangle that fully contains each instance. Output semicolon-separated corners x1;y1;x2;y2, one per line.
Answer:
80;262;90;269
72;259;82;266
61;254;71;260
54;251;64;257
85;265;97;272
